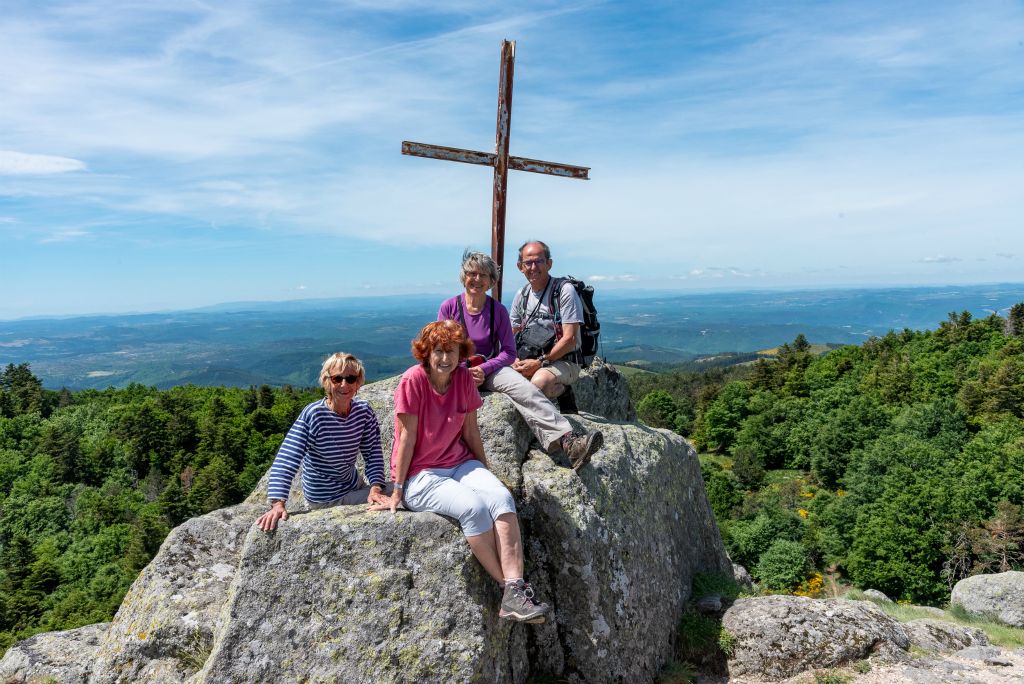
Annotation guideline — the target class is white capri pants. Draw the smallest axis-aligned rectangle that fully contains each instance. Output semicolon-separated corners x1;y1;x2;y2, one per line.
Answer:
402;459;516;537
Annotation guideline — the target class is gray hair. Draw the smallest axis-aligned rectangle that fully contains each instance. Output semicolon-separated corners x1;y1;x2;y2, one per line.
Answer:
460;249;500;286
517;240;551;261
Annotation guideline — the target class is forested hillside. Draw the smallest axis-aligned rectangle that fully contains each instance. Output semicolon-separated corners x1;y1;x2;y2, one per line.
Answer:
631;305;1024;604
0;364;319;651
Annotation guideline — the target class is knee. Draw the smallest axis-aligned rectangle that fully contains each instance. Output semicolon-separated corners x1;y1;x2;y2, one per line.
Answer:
534;374;562;399
488;489;517;519
532;369;554;392
458;497;494;537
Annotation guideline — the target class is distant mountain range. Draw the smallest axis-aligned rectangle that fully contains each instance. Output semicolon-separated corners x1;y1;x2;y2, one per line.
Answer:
3;284;1023;390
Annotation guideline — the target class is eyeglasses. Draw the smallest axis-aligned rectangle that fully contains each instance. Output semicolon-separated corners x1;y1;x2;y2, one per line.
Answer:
518;258;547;269
464;271;490;280
330;374;360;384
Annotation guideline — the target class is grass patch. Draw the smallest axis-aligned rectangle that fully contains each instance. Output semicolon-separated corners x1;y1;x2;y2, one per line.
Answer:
813;671;852;684
946;605;1024;648
698;453;733;470
657;660;697;684
763;469;805;485
677;609;723;663
614;364;657;377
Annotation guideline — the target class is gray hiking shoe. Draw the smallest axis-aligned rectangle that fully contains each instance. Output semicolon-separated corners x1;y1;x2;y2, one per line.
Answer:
499;580;550;624
561;430;604;471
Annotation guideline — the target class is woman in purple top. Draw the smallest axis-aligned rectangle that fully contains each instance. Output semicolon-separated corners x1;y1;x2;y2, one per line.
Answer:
438;250;603;470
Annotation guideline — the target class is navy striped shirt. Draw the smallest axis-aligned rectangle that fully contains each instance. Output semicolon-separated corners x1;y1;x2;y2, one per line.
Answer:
267;398;386;504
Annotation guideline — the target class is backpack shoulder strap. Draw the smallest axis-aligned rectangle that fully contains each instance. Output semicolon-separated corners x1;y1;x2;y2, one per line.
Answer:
488;296;497;358
454;295;467;328
550;277;565;323
515;283;531;322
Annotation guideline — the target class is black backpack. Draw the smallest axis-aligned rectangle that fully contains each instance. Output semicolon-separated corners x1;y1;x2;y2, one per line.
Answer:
516;276;600;367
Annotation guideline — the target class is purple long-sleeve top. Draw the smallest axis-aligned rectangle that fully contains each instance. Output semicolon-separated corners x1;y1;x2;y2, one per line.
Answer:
438;294;517;378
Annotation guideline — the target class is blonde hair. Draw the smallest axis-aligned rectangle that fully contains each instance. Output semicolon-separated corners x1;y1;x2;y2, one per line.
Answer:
319;352;365;392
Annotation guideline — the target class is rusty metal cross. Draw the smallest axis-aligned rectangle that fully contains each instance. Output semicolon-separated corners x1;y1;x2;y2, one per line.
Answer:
401;40;589;301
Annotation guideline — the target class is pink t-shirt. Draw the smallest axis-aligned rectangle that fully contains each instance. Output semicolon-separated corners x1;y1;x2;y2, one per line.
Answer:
392;364;483;479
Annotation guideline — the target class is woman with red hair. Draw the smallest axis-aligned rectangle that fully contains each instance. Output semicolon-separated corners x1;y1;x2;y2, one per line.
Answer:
371;319;550;624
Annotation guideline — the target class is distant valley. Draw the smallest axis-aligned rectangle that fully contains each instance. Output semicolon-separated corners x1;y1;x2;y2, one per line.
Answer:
3;284;1024;390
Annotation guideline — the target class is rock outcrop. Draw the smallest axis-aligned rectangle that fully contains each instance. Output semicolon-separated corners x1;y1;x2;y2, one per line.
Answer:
721;596;911;679
0;623;107;684
1;363;730;684
951;571;1024;628
902;618;989;653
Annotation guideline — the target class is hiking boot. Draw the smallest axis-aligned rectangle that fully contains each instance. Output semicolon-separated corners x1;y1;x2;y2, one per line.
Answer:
499;579;550;624
561;430;604;471
557;386;579;414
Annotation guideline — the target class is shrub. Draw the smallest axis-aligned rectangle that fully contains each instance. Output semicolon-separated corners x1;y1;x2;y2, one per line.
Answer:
755;539;810;591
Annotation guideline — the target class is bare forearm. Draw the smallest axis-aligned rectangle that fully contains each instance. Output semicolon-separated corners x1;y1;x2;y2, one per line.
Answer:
462;412;487;466
547;324;578;362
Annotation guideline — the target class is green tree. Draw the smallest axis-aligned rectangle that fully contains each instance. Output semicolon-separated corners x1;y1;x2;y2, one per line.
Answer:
1;363;45;417
1007;303;1024;338
755;539;811;591
637;390;680;430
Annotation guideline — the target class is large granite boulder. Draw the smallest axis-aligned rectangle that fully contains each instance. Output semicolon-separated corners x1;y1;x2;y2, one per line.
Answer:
521;420;731;682
951;571;1024;627
721;596;911;680
1;364;730;684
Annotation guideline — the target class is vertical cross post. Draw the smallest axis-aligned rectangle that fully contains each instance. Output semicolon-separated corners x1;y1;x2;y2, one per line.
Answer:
401;40;589;300
491;40;515;301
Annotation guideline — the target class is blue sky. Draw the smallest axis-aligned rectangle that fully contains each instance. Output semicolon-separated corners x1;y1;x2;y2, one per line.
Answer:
2;0;1023;319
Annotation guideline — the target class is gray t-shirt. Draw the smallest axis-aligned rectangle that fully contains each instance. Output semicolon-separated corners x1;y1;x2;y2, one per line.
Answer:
510;278;583;353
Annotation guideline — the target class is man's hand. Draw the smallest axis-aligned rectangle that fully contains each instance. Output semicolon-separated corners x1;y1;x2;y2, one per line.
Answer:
256;500;288;532
470;366;485;386
512;358;542;379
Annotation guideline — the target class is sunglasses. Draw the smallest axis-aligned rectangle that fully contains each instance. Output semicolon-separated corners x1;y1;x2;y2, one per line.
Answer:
330;374;360;384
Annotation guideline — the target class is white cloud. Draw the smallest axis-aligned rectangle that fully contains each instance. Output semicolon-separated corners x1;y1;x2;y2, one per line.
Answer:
588;274;637;282
685;267;759;279
0;150;85;175
919;255;962;264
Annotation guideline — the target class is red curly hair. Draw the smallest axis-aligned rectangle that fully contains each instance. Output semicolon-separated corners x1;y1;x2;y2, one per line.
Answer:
412;319;475;365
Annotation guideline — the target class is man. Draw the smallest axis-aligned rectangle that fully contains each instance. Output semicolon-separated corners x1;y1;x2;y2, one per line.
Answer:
510;240;587;408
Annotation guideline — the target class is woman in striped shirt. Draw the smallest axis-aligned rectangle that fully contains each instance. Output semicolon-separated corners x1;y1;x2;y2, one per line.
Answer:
256;352;391;532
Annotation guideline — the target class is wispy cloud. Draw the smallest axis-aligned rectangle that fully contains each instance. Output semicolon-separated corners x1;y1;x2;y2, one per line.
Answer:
919;255;962;264
39;229;91;243
2;0;1023;316
588;274;637;282
0;150;85;175
684;267;761;279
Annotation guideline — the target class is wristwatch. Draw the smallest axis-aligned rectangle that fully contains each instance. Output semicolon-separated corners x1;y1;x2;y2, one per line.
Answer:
539;354;551;367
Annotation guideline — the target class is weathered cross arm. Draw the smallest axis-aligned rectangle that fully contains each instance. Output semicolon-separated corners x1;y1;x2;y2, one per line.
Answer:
402;141;590;180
